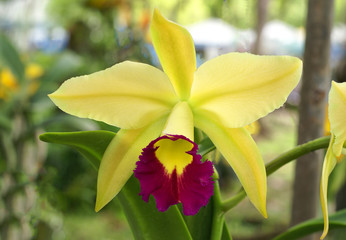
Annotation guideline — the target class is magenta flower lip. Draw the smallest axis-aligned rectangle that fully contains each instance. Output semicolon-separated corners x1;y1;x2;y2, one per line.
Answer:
134;134;214;215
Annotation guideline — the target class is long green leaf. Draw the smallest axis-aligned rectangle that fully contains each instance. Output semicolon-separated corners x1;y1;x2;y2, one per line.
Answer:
273;209;346;240
39;130;193;240
119;176;192;240
39;130;115;170
183;197;214;240
221;222;232;240
198;136;215;156
0;34;25;81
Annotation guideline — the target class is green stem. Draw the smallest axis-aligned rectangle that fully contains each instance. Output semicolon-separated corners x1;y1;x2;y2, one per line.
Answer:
211;180;225;240
221;190;247;212
266;136;331;176
221;136;343;213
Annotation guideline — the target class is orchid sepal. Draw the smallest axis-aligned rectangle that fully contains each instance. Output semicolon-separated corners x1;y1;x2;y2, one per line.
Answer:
151;9;196;100
95;117;166;212
319;81;346;239
328;81;346;157
194;113;267;218
49;61;178;129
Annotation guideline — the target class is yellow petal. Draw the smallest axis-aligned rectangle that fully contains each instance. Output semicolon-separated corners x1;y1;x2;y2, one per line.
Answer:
25;63;44;79
1;69;18;89
162;101;194;140
245;121;260;135
328;81;346;157
49;61;177;129
320;135;337;239
95;117;166;211
150;9;196;100
194;113;267;217
190;53;302;128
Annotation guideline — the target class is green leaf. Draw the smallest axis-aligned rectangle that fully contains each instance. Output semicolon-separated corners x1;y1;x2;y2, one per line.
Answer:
118;176;192;240
40;130;193;240
0;34;25;82
183;197;214;240
221;222;232;240
43;52;83;83
182;197;232;240
198;136;215;156
39;130;115;170
273;209;346;240
0;113;12;131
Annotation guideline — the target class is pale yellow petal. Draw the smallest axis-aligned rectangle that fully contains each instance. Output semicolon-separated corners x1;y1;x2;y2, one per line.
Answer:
150;9;196;100
245;121;260;135
95;117;166;211
328;81;346;157
190;53;302;128
49;61;177;129
320;135;337;239
162;101;194;140
194;113;267;217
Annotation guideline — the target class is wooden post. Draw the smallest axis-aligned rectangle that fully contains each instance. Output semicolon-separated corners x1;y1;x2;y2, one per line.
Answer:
291;1;334;240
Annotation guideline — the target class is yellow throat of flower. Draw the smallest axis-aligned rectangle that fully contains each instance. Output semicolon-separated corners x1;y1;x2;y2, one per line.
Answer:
154;137;194;175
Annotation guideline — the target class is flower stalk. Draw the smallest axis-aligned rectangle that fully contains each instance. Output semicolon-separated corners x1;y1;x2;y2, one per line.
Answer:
221;136;345;213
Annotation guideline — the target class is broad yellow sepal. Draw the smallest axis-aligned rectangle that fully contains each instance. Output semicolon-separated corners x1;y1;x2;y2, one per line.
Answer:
49;61;178;129
151;9;196;100
195;113;267;218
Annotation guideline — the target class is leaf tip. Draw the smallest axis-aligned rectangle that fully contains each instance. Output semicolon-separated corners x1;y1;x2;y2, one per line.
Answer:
38;133;50;142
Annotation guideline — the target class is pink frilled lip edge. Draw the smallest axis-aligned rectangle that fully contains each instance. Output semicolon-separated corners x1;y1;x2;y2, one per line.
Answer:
133;134;214;215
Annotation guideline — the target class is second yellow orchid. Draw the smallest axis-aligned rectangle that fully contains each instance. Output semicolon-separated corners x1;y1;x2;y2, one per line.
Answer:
320;81;346;239
49;9;302;216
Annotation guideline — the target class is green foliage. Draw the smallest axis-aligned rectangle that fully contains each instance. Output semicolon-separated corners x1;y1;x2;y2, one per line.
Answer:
328;158;346;197
39;131;116;170
273;209;346;240
118;177;193;240
270;0;307;27
0;34;25;81
183;197;214;240
222;222;232;240
39;128;235;240
40;130;194;240
197;136;215;156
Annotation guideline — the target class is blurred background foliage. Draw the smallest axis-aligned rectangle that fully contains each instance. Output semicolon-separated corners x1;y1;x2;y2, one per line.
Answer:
0;0;345;239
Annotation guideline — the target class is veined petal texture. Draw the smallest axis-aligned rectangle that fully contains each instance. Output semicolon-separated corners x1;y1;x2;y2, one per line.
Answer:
95;117;166;212
328;81;346;157
190;53;302;128
49;61;178;129
151;9;196;100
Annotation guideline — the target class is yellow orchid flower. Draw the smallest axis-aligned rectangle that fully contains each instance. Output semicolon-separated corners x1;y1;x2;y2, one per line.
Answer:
320;81;346;239
0;63;43;99
49;9;302;216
